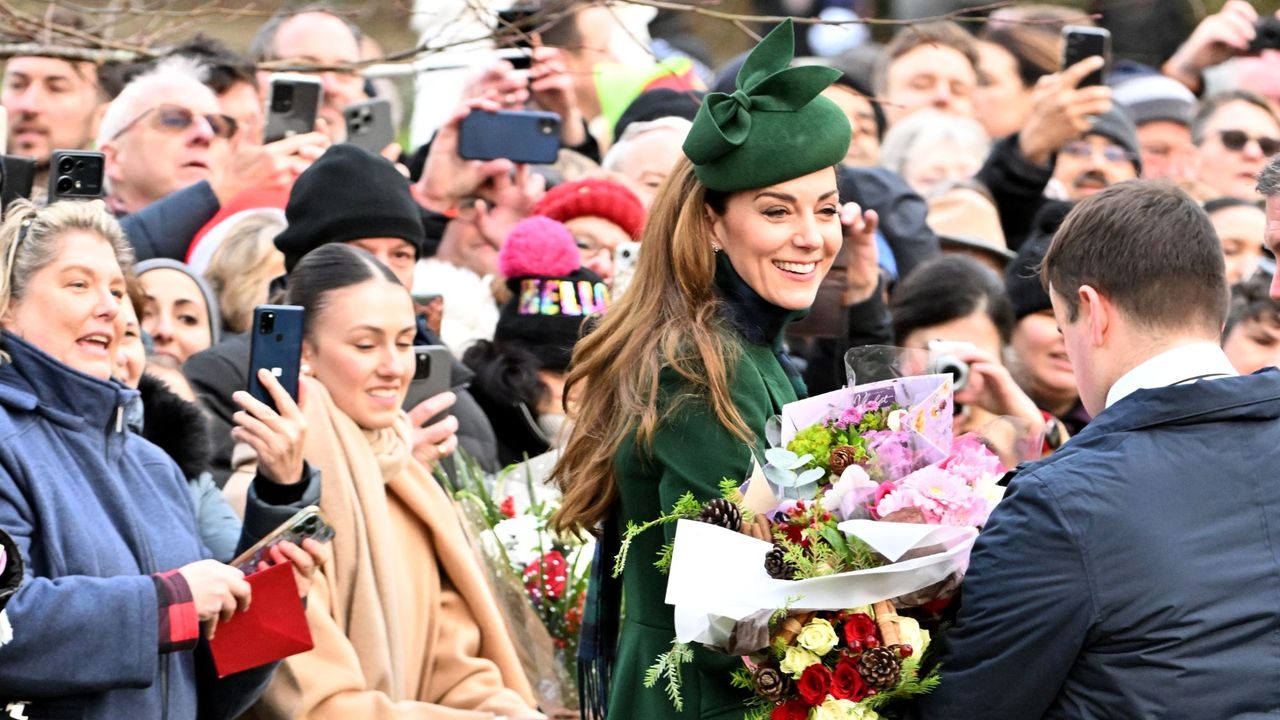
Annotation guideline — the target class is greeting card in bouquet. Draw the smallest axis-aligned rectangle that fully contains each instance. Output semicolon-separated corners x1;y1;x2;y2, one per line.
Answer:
208;562;313;677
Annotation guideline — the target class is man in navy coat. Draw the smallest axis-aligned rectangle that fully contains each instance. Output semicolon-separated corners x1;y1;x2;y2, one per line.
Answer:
916;179;1280;718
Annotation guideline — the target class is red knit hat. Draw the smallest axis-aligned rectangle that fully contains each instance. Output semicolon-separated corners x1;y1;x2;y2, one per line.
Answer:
531;178;646;239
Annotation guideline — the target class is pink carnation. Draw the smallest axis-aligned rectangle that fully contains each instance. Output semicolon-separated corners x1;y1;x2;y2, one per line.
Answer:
498;216;581;279
941;435;1005;485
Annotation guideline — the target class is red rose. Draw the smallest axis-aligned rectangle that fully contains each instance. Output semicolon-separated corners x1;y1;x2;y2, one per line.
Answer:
523;550;568;601
841;613;879;651
796;663;833;706
771;699;809;720
499;495;516;519
830;657;868;702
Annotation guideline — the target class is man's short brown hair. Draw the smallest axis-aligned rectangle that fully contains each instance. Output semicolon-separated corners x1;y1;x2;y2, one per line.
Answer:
874;21;980;94
1041;180;1228;334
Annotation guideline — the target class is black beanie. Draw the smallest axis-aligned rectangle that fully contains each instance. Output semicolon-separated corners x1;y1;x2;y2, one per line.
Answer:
1085;108;1143;175
273;144;425;272
614;88;704;141
1006;201;1074;321
497;268;609;372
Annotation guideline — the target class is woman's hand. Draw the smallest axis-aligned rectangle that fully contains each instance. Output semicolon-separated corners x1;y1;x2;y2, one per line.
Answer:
953;346;1046;439
253;538;331;600
1017;57;1113;166
414;98;515;213
232;369;307;486
408;391;460;469
840;203;879;306
177;559;251;639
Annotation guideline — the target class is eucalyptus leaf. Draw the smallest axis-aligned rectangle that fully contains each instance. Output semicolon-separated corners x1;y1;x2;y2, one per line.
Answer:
765;447;798;467
797;467;826;485
789;453;815;470
764;465;799;488
765;415;782;448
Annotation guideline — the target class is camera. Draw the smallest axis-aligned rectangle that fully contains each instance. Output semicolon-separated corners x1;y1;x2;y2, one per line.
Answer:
46;150;104;202
270;83;294;113
927;339;972;391
1250;16;1280;54
258;311;276;335
538;117;557;136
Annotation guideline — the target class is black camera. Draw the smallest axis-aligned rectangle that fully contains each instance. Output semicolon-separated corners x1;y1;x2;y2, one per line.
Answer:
270;83;295;113
258;310;276;335
46;150;104;203
1250;16;1280;54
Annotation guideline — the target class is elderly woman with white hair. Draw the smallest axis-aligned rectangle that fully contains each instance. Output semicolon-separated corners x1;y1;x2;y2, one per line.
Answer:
879;108;991;199
601;116;693;208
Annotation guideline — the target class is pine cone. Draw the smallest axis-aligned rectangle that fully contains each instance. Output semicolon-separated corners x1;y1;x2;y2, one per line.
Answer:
764;543;796;580
857;645;902;690
828;445;861;476
697;498;742;532
752;665;790;702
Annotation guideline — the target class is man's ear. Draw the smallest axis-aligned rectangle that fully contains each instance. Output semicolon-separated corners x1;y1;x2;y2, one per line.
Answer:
1078;284;1110;347
88;102;108;144
99;141;124;184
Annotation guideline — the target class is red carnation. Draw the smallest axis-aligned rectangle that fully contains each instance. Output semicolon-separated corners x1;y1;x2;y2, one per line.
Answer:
771;699;809;720
499;495;517;519
796;663;833;706
523;550;568;601
831;656;868;702
842;613;879;652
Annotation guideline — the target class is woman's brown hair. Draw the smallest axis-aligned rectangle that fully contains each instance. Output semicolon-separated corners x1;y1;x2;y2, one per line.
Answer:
550;157;751;536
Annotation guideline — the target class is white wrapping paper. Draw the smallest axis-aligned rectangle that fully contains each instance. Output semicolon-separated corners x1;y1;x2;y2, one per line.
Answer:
665;519;977;645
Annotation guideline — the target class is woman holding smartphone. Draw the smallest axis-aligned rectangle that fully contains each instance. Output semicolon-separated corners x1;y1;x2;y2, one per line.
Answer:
225;243;543;719
0;200;323;720
550;21;880;719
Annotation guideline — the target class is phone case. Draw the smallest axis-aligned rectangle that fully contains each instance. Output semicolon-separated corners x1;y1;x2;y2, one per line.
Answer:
0;155;36;212
232;506;335;574
458;110;561;165
343;99;395;155
1062;27;1110;87
264;75;323;143
248;305;305;412
46;150;105;202
403;345;454;413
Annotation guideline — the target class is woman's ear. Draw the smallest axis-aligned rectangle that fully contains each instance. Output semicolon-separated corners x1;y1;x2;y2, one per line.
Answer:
300;341;316;374
705;205;726;252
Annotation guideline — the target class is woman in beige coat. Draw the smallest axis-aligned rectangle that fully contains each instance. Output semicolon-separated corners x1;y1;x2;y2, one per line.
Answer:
227;244;541;719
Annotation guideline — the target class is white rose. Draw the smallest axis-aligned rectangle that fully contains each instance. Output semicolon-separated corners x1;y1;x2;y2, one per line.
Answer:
493;514;543;566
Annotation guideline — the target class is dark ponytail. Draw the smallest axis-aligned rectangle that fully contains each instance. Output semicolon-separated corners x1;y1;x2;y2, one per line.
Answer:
285;244;401;339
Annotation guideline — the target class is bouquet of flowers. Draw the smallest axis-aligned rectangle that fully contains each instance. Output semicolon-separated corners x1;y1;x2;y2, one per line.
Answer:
447;452;592;712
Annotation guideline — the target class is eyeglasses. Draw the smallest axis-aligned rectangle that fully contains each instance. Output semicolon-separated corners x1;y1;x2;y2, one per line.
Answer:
1216;129;1280;156
109;104;238;142
1061;140;1134;164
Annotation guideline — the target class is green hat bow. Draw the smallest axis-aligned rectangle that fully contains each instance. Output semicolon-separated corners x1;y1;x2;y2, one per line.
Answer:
683;19;852;192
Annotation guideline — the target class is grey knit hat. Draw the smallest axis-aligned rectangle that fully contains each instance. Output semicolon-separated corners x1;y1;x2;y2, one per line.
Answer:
134;259;222;346
1112;74;1197;128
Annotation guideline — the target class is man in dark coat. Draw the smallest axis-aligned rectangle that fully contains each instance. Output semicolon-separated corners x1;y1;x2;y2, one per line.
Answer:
916;180;1280;717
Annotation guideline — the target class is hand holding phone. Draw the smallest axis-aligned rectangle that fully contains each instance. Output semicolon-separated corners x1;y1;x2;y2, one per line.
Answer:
239;305;307;485
231;506;335;575
264;74;323;144
458;109;561;165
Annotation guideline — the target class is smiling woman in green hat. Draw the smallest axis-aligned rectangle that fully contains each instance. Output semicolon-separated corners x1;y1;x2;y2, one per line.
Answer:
551;19;879;719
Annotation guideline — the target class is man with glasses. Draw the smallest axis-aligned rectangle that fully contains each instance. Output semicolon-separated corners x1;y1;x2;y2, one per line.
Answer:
1192;90;1280;201
97;56;328;261
1049;108;1142;201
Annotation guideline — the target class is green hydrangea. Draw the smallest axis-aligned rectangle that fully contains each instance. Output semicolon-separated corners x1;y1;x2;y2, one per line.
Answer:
787;424;835;463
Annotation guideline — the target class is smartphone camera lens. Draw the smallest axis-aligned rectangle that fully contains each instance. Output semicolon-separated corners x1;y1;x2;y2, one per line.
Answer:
301;517;318;533
538;119;555;135
272;85;295;113
58;157;75;174
259;311;275;334
55;176;75;194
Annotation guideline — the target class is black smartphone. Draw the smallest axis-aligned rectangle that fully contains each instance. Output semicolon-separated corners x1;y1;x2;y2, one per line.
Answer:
342;98;395;155
1061;26;1111;87
264;74;323;144
458;109;561;165
1250;16;1280;54
0;155;35;212
248;304;305;412
231;505;335;574
46;150;104;202
402;344;454;414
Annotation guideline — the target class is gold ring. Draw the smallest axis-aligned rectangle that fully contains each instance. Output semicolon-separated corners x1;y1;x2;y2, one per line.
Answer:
437;442;449;455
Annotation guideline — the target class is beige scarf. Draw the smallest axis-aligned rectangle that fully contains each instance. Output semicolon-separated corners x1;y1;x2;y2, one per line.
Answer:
227;379;538;718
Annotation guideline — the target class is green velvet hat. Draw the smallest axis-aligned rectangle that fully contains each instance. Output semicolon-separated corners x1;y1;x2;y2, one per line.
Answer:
682;19;851;193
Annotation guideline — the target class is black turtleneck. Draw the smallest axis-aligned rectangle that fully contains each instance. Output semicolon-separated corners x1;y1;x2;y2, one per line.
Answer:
712;252;809;397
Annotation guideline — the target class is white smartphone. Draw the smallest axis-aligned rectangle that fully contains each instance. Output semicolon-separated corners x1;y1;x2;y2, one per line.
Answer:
612;241;641;297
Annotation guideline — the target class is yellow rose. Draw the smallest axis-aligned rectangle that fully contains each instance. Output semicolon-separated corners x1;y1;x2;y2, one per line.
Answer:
778;646;820;679
893;615;931;658
796;618;839;656
812;697;855;720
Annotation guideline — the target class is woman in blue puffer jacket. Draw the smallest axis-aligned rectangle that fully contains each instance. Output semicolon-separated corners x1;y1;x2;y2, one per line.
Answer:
0;200;324;719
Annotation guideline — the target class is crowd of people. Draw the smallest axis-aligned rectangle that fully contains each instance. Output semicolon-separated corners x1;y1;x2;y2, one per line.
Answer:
3;0;1280;718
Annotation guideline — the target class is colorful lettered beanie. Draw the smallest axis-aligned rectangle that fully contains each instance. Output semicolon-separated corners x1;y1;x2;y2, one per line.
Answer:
496;216;610;372
682;18;851;192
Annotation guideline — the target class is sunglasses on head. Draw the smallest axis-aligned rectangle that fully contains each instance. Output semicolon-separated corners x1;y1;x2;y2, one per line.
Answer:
1217;129;1280;156
110;104;238;142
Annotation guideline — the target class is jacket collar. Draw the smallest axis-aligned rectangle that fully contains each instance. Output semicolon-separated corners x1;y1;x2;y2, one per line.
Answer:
1069;368;1280;443
1104;342;1237;409
713;252;805;349
0;331;135;432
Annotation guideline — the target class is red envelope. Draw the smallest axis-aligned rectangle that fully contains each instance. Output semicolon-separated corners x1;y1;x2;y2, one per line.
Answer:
209;561;314;677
